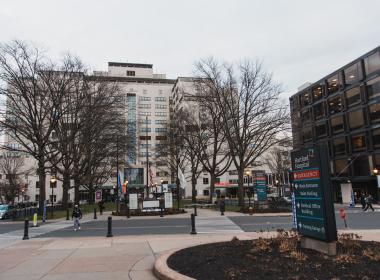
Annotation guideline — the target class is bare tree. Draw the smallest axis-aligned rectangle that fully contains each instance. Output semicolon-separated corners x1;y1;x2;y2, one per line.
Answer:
195;58;290;206
0;153;32;204
0;41;84;212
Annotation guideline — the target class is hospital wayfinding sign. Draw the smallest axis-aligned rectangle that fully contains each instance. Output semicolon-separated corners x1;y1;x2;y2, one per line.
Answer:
291;146;337;242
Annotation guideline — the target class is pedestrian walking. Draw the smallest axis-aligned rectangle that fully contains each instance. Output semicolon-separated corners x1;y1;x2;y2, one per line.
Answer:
360;193;366;210
364;194;375;212
72;204;83;231
98;200;104;215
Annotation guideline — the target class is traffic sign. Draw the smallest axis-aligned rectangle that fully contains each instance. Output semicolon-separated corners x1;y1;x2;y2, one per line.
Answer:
291;146;337;242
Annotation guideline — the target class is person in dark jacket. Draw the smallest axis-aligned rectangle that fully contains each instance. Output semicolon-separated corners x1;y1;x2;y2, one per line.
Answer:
364;194;375;212
360;193;366;210
72;205;83;231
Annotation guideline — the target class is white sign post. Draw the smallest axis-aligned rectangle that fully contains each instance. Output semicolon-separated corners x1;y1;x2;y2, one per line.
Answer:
129;193;138;210
164;192;173;208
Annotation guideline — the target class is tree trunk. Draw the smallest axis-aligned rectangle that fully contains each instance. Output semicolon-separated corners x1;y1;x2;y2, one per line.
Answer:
74;177;80;205
38;159;46;215
237;168;245;206
208;173;216;204
62;172;70;210
191;173;197;204
176;177;180;210
88;184;95;204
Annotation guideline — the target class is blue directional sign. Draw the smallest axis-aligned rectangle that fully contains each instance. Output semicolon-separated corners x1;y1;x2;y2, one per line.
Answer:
291;146;337;242
255;172;267;201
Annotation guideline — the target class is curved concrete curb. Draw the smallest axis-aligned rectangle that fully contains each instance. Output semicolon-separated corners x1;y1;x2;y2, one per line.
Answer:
154;249;195;280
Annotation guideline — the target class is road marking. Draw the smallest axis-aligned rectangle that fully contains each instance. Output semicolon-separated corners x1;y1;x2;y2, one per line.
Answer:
58;225;189;231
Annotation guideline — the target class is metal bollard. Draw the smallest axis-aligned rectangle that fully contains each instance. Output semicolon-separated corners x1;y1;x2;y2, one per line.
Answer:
22;219;29;240
66;208;70;220
94;208;97;220
194;204;197;216
190;213;197;235
106;216;113;237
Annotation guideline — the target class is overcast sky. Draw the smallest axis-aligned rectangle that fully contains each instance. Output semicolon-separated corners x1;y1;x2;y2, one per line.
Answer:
1;0;379;98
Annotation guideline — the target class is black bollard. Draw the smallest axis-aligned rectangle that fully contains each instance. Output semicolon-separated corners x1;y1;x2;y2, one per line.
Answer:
106;216;113;237
190;213;197;235
66;208;70;220
22;219;29;240
220;200;225;216
194;204;197;216
94;208;97;220
126;206;130;219
100;205;103;215
160;206;164;218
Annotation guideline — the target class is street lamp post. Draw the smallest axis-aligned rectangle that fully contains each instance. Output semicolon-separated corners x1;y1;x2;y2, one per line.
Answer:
50;176;57;218
373;168;380;203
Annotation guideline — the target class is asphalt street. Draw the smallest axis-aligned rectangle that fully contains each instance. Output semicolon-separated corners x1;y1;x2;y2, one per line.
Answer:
32;211;380;238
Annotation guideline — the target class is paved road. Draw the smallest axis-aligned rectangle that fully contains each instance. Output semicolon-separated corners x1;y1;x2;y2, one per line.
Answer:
0;221;24;234
33;211;380;238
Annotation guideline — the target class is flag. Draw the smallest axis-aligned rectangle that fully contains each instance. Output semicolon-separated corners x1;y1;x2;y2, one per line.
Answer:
117;171;122;194
178;167;186;190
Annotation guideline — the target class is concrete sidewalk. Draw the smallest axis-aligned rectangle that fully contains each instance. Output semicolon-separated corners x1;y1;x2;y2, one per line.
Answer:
1;229;380;280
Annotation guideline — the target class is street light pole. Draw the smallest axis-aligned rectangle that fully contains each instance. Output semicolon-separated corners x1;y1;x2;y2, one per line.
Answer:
50;176;57;218
246;171;251;208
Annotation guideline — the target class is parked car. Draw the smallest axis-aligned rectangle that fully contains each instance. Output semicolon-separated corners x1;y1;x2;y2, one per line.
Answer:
0;204;16;220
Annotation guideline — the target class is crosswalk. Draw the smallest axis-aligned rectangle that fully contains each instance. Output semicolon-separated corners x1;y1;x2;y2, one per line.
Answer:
195;216;244;234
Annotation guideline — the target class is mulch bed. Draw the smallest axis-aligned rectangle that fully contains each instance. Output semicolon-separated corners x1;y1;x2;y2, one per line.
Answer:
240;206;291;214
167;233;380;280
112;209;186;216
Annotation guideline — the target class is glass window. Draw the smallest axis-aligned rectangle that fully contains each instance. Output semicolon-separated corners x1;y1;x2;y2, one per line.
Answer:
302;127;312;143
352;156;370;176
315;123;327;138
367;76;380;99
333;138;346;155
139;97;151;101
369;103;380;123
300;91;311;107
312;84;323;101
328;96;342;114
334;158;348;176
372;129;380;148
351;134;366;152
344;62;363;86
330;115;344;134
313;102;325;120
348;109;364;130
373;153;380;169
301;109;311;124
345;87;361;106
327;74;340;94
203;178;209;184
364;51;380;75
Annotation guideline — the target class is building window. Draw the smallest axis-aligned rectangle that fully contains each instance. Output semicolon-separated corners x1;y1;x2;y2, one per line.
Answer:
155;104;167;109
139;112;151;116
203;190;209;196
300;91;311;107
334;158;348;177
203;178;209;184
127;71;135;76
328;96;342;115
140;127;151;133
351;134;366;152
138;104;151;109
327;74;340;94
139;119;151;124
155;112;167;117
302;127;312;143
155;127;167;133
312;84;323;101
373;153;380;169
155;120;167;125
155;97;167;102
139;136;151;140
49;195;57;203
367;76;380;99
352;156;370;176
333;137;346;155
364;51;380;76
330;115;344;134
348;109;364;130
344;62;363;86
372;129;380;148
301;109;311;124
369;103;380;123
139;97;151;101
313;102;325;120
156;136;167;140
345;87;361;107
315;122;327;138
